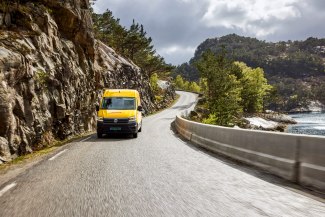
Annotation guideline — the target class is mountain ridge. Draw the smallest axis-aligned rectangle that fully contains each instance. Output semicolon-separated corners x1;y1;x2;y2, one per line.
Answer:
174;34;325;111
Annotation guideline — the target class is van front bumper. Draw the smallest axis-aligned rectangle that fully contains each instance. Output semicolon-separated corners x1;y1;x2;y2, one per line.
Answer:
97;120;138;134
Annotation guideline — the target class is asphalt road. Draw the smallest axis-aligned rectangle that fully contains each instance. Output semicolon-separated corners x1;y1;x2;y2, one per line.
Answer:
0;91;324;217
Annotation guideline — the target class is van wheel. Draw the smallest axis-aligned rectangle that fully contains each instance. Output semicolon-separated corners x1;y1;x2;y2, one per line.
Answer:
133;133;138;138
97;132;102;138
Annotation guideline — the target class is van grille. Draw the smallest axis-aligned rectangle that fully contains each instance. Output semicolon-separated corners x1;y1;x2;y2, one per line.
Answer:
104;118;129;124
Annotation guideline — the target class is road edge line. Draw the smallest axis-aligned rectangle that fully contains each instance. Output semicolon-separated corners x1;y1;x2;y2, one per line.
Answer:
0;182;17;197
48;149;68;161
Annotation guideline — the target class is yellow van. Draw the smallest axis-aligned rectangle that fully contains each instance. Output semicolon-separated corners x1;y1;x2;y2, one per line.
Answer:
96;89;143;138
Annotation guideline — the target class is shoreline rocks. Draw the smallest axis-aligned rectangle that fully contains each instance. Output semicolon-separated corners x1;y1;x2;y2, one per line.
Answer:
289;100;325;113
244;112;297;132
259;113;297;124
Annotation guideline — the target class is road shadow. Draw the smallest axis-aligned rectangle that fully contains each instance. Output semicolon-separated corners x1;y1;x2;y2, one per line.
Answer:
160;117;176;121
83;134;135;142
171;102;196;110
170;121;325;202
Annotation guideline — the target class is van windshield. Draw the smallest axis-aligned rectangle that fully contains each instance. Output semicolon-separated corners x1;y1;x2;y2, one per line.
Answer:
101;97;136;110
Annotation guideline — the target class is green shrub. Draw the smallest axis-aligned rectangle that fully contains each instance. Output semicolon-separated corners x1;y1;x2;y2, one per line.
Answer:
202;113;218;125
35;69;48;87
155;95;163;102
150;73;159;93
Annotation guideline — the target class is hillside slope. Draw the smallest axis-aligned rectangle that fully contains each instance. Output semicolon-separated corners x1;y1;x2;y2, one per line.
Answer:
0;0;171;162
174;34;325;111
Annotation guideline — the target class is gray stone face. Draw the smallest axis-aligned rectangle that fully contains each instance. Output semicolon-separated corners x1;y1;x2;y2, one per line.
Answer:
0;137;11;162
4;13;11;26
0;0;175;160
0;13;4;26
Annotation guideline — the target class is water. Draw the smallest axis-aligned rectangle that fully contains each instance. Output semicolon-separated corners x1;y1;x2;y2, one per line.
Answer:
287;112;325;136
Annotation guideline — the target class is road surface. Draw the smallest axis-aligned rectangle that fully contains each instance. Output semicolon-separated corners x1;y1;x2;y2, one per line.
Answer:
0;91;324;216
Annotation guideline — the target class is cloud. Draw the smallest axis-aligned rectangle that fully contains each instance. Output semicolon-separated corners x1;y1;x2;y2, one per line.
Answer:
160;45;195;55
93;0;325;64
158;45;196;65
201;0;302;37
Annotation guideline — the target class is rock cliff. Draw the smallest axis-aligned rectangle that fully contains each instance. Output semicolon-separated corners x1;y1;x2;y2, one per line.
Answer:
0;0;169;162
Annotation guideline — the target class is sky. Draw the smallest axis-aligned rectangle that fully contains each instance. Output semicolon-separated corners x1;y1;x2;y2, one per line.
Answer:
93;0;325;65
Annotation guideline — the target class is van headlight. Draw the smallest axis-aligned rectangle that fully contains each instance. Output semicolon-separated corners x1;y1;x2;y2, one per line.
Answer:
128;116;136;123
97;117;103;122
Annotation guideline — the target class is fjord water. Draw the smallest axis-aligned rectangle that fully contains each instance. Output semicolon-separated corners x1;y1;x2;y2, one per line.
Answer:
287;112;325;136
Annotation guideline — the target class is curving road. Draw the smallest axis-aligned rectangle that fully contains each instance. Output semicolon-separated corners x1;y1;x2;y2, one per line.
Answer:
0;91;324;216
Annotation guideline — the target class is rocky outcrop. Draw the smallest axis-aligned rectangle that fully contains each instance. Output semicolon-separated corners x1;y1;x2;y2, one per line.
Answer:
155;80;176;110
0;0;163;161
244;117;286;132
289;100;325;113
243;112;297;132
260;112;297;124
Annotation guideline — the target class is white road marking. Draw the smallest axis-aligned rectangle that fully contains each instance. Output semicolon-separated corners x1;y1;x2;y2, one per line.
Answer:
48;149;68;161
0;182;17;197
80;136;91;142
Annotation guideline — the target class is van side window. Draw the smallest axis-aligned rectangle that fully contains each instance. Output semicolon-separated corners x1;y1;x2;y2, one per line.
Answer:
101;98;112;109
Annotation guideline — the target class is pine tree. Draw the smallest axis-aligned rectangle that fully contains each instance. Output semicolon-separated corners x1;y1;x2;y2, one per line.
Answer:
92;10;173;78
195;49;242;126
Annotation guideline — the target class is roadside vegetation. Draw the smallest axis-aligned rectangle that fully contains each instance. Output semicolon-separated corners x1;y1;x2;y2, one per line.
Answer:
92;11;173;77
92;9;175;104
173;75;201;93
174;34;325;112
186;49;273;127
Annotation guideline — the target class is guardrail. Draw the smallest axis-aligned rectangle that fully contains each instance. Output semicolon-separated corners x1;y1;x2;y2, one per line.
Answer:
175;115;325;192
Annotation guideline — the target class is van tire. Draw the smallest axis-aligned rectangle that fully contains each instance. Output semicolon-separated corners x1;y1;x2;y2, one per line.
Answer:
133;133;138;138
97;132;102;138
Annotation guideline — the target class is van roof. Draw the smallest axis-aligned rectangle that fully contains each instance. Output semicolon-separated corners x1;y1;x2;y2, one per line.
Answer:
103;89;139;98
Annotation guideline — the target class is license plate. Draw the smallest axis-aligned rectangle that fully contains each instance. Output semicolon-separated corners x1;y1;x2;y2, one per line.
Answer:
110;127;121;131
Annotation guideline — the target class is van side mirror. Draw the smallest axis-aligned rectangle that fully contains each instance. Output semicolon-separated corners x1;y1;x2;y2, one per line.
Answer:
95;104;99;111
137;105;143;111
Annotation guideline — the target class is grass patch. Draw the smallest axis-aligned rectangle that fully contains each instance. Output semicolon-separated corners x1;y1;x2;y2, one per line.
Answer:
35;69;49;87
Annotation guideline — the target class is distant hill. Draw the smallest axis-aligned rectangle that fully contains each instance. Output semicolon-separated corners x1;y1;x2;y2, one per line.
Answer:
174;34;325;111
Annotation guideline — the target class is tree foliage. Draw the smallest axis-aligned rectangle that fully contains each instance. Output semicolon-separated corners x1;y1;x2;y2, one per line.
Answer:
195;50;242;126
150;73;159;94
194;50;272;126
173;34;325;111
174;75;200;92
174;75;185;90
236;62;272;113
92;10;173;77
188;82;200;93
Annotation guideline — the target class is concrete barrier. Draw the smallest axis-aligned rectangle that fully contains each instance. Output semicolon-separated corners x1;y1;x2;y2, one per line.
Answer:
175;115;325;192
298;137;325;190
